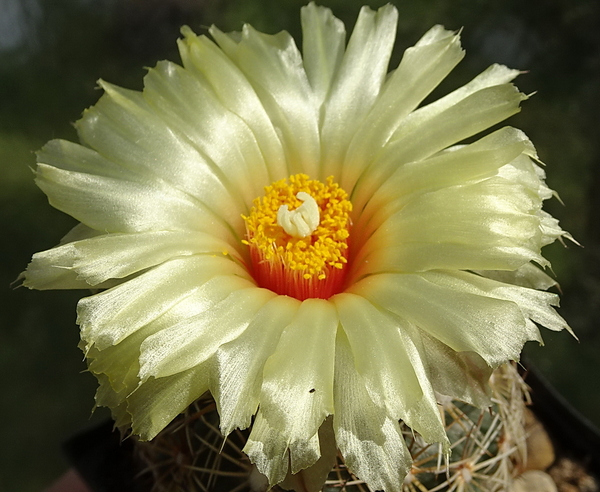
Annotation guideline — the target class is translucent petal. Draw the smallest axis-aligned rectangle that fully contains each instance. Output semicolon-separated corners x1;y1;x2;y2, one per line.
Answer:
75;82;243;232
539;209;573;245
351;272;529;367
390;324;451;449
143;61;271;206
259;299;337;444
78;256;250;349
210;24;321;177
85;274;253;381
22;245;113;290
87;330;143;394
35;163;234;239
333;293;446;444
177;29;288;179
58;223;102;244
139;286;275;380
333;328;411;492
439;270;571;336
369;81;525;190
244;411;291;485
334;293;420;418
280;417;337;492
39;138;129;178
94;373;132;429
401;63;521;131
355;126;535;239
477;262;558;291
21;222;103;290
127;362;211;440
341;26;464;189
320;4;398;179
25;231;236;287
288;430;321;475
36;139;233;237
245;414;336;487
300;3;345;104
416;329;492;408
214;295;301;435
354;178;545;279
498;154;554;208
352;83;526;210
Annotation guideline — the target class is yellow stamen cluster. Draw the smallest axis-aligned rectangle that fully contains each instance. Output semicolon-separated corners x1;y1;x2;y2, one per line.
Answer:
243;174;352;285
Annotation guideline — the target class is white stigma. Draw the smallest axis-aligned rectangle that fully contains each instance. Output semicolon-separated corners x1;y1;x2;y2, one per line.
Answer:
277;192;320;238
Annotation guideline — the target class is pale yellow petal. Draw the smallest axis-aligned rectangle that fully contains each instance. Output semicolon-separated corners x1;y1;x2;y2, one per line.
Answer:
128;363;211;441
78;256;250;349
333;293;446;445
341;25;464;189
244;411;291;485
333;328;411;492
352;83;526;210
402;62;521;130
25;231;237;288
87;327;144;394
138;286;275;379
351;272;529;367
214;295;301;435
35;162;233;240
437;270;571;336
143;61;271;205
280;417;337;492
477;262;558;291
320;4;398;180
300;3;345;104
416;328;492;407
354;126;535;242
259;299;337;444
210;24;321;177
94;373;131;430
74;83;244;234
353;176;545;277
177;28;288;180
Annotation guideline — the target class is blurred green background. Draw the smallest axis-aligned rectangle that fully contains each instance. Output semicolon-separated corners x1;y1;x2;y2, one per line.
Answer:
1;0;598;490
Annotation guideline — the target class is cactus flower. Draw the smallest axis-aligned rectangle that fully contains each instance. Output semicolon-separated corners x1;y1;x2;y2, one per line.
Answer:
22;3;572;491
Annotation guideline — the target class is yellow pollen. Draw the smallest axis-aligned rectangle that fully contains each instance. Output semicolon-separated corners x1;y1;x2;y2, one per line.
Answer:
242;174;352;299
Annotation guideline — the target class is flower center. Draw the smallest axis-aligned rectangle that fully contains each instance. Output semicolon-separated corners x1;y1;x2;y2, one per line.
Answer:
242;174;352;301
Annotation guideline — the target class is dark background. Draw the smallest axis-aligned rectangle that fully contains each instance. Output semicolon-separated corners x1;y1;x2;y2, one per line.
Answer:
1;0;598;490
